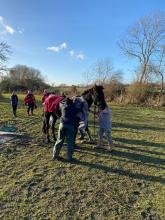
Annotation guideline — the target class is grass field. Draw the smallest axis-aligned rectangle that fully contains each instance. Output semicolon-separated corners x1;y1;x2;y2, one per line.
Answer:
0;94;165;219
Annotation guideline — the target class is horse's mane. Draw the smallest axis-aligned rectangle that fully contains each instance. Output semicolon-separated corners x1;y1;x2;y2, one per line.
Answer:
81;89;92;96
81;85;104;96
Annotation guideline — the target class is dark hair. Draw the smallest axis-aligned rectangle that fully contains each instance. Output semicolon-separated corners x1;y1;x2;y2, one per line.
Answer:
66;97;73;105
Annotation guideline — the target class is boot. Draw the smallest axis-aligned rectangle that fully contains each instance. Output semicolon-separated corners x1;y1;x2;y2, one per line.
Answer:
107;143;113;151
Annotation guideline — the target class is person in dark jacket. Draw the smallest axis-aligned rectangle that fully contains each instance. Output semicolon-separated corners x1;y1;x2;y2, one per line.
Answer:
24;90;36;116
10;91;18;117
53;97;81;162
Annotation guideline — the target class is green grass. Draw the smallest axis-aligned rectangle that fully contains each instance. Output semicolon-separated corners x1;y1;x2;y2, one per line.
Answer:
0;94;165;219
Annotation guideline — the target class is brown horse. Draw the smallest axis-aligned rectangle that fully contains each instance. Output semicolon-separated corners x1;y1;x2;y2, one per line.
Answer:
42;85;106;143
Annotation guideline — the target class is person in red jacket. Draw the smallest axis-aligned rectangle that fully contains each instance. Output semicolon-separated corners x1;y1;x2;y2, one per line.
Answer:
24;90;36;116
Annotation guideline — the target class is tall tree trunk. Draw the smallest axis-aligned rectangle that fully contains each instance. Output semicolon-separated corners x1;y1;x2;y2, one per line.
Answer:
140;62;147;84
160;73;164;93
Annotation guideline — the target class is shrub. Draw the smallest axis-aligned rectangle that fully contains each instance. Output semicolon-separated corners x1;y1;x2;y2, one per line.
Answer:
159;94;165;106
104;83;125;102
126;82;154;104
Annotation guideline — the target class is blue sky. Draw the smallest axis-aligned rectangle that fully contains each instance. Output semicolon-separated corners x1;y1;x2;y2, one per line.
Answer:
0;0;165;85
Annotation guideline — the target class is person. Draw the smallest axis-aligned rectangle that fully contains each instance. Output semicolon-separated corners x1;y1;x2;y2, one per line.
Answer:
94;105;113;151
53;97;81;162
24;90;36;116
73;96;94;144
10;91;18;117
42;89;49;105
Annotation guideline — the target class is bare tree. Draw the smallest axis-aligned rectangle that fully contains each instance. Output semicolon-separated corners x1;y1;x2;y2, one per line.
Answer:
9;65;43;81
82;58;123;86
82;70;94;87
0;41;11;79
119;13;165;84
107;69;123;84
3;64;47;90
149;46;165;93
156;46;165;92
0;42;10;63
94;58;114;84
82;58;114;85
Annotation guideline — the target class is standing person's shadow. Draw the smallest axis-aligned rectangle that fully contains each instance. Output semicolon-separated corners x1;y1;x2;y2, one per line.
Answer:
113;137;165;149
65;159;165;184
112;122;165;132
59;129;165;184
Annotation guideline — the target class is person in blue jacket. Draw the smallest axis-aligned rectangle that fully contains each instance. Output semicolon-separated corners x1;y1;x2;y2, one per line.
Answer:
53;97;81;162
10;91;18;117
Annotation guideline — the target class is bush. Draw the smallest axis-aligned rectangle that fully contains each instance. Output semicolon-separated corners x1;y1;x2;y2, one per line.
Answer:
104;83;125;102
159;94;165;106
126;82;154;104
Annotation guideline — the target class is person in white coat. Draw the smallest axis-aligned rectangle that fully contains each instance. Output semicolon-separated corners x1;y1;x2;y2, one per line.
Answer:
95;105;113;151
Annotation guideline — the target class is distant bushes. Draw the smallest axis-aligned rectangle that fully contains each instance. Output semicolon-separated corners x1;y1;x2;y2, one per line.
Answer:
126;82;152;104
0;77;164;107
104;82;125;102
126;83;165;106
105;82;165;107
0;65;50;93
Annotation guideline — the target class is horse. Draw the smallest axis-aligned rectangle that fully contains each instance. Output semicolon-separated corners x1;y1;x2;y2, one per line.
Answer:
42;85;107;143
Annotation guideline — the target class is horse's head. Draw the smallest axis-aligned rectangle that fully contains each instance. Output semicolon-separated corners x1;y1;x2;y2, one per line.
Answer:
82;85;107;110
91;85;107;109
81;89;93;108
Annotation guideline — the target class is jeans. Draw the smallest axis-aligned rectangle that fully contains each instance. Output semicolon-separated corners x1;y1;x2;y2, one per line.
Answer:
98;127;112;145
53;123;75;160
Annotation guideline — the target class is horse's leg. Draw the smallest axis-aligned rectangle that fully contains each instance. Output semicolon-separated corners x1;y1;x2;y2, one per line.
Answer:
51;113;57;142
45;112;51;143
85;125;94;143
78;128;84;140
42;113;47;134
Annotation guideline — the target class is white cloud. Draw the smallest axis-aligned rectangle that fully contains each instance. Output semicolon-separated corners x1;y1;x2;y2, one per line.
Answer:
69;50;75;56
76;52;85;60
61;42;67;49
0;15;16;35
17;28;24;34
47;42;67;53
5;25;15;34
48;42;86;60
69;50;85;60
47;46;61;52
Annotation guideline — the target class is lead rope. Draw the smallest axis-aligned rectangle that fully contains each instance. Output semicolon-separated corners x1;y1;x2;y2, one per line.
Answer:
94;105;96;142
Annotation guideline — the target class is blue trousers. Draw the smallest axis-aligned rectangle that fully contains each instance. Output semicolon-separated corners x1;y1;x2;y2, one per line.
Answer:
98;127;112;145
53;123;75;160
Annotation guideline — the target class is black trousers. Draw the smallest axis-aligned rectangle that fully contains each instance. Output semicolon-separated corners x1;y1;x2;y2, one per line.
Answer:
12;105;17;116
27;104;34;115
